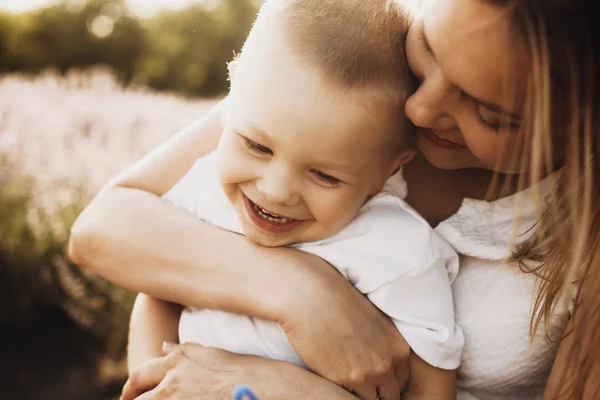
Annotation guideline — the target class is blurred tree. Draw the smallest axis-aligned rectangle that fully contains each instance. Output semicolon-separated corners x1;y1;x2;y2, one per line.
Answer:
0;0;260;96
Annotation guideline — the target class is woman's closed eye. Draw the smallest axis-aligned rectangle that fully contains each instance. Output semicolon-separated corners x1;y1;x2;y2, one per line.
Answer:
455;88;522;133
243;136;273;155
417;27;434;59
311;169;342;187
475;104;521;132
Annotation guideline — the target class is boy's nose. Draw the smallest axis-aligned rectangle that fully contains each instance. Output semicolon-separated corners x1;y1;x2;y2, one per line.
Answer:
256;168;301;207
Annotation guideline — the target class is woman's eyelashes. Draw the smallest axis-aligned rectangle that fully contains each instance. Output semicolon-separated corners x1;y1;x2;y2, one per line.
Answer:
457;90;521;132
475;105;521;132
311;169;342;187
416;24;522;135
417;28;434;58
242;136;273;155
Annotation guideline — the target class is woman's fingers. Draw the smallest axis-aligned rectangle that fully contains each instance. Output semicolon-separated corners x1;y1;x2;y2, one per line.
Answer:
352;384;378;400
376;373;401;400
132;385;174;400
121;358;168;400
161;341;178;355
132;389;158;400
395;363;409;395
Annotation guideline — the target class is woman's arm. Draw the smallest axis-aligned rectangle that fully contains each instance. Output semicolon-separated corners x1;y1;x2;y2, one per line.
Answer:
121;343;358;400
68;100;411;395
68;98;302;318
127;294;182;373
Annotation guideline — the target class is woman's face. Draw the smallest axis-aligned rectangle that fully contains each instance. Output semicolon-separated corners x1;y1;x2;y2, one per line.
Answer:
405;0;531;172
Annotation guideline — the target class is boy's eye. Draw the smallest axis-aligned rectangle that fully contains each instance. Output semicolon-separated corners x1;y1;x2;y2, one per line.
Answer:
243;137;273;155
311;169;342;187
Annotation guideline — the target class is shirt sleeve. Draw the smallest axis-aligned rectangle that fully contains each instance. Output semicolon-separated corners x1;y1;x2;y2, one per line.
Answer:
162;151;218;215
298;194;464;369
369;257;464;369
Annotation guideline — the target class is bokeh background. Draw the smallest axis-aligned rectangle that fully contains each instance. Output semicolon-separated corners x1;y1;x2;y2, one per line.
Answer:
0;0;260;398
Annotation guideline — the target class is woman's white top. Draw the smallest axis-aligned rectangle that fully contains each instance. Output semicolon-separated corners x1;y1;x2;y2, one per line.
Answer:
436;173;569;399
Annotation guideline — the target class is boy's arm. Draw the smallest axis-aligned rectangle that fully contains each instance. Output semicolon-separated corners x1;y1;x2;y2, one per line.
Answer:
127;293;183;373
365;259;459;399
404;353;456;400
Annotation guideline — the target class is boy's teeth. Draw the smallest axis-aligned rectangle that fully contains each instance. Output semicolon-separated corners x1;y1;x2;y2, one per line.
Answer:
252;204;292;224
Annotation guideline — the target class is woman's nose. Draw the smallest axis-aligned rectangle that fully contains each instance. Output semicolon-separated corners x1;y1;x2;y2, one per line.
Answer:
405;74;457;131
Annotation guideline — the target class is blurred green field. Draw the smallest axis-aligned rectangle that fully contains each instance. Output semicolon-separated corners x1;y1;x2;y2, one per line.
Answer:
0;69;220;399
0;1;255;397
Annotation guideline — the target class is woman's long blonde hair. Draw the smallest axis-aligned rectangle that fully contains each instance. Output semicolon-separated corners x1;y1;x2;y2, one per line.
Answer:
498;0;600;397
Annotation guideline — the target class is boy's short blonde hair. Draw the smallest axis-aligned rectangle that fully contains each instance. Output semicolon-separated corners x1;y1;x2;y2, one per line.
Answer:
279;0;413;91
234;0;415;148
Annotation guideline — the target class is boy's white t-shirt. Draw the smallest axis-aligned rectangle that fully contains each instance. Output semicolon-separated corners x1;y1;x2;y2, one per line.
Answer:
163;151;464;370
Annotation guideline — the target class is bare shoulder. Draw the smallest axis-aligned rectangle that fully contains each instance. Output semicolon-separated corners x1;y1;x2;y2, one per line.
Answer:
107;99;227;196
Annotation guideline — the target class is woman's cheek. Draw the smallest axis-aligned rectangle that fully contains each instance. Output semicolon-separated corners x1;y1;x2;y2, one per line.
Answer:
466;139;502;169
467;131;526;173
457;117;509;170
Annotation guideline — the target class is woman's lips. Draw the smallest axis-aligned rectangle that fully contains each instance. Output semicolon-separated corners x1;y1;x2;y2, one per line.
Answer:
243;195;304;234
420;128;467;150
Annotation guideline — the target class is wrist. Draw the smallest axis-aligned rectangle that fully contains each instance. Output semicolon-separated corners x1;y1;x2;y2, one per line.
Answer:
247;357;352;400
269;250;335;325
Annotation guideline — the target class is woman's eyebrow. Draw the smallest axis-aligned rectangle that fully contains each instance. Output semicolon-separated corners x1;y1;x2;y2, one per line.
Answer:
462;90;523;121
421;27;522;121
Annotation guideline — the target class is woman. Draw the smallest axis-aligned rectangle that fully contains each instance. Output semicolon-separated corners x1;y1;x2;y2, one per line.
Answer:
69;0;600;398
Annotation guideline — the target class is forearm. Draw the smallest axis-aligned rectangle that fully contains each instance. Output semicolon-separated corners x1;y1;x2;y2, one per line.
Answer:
69;185;334;320
127;294;182;373
404;353;456;400
249;359;358;400
68;97;341;322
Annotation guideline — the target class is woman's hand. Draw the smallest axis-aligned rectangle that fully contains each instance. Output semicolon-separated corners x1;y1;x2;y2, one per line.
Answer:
121;343;249;400
279;260;411;400
121;343;358;400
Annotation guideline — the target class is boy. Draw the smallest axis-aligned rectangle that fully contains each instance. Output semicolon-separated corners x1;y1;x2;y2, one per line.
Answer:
130;0;462;397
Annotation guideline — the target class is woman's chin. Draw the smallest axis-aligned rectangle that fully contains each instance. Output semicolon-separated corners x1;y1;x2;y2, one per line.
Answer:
418;140;480;170
420;151;469;170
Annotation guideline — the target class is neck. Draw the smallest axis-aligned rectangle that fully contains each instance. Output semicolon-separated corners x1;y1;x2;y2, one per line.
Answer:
403;153;520;226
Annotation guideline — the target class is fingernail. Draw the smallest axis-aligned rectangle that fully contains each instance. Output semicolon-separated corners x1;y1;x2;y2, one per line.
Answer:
162;341;176;352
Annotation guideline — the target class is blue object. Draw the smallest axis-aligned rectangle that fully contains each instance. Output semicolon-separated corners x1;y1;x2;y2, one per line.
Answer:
234;385;259;400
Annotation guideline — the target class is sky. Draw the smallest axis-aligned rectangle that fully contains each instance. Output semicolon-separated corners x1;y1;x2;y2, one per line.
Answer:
0;0;225;17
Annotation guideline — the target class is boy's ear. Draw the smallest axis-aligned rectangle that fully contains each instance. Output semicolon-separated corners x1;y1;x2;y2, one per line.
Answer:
227;58;240;84
392;148;416;171
368;148;416;196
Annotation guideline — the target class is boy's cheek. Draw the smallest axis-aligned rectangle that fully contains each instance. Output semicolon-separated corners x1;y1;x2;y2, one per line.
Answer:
216;137;251;183
216;154;259;188
309;189;363;233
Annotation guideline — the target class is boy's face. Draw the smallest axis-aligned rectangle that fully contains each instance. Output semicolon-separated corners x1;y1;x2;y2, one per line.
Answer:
216;36;410;247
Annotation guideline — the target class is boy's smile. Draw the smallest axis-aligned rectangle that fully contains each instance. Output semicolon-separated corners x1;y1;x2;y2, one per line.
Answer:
243;193;305;234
